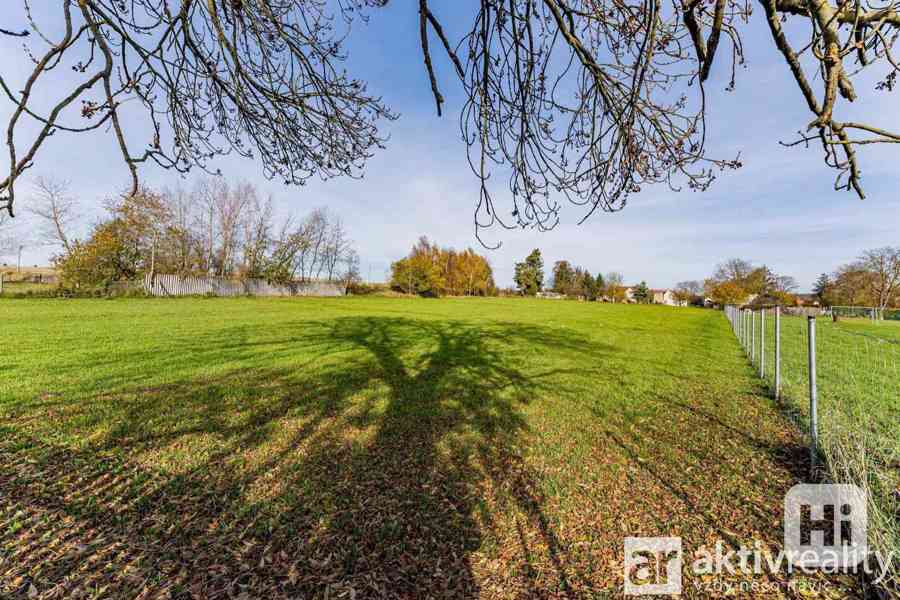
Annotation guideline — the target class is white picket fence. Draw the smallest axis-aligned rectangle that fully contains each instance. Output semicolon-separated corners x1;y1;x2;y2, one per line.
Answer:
143;273;345;298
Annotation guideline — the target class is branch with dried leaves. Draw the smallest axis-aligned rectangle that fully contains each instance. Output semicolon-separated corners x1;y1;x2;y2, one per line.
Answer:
761;0;900;197
1;0;394;218
2;0;898;236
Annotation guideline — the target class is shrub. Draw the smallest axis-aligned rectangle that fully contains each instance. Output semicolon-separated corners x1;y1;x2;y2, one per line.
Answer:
348;282;389;296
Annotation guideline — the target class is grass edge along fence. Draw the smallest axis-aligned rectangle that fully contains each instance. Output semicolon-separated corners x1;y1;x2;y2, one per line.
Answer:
725;305;899;596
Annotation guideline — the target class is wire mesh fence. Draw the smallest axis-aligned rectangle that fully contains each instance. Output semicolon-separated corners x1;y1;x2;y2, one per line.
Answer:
725;305;899;592
832;305;900;321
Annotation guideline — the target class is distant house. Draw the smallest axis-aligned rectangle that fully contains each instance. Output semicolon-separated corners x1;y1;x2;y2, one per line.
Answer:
651;289;685;307
795;293;821;307
619;286;685;306
536;290;564;299
622;286;648;303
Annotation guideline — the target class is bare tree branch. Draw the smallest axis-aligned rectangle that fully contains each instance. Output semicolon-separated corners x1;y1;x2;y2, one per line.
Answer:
27;176;77;252
1;0;898;234
1;0;395;217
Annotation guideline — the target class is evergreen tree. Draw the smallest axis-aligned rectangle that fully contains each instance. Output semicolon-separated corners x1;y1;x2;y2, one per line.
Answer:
570;267;591;298
594;272;605;296
813;273;832;302
514;249;544;296
551;260;575;295
581;269;598;300
633;281;651;303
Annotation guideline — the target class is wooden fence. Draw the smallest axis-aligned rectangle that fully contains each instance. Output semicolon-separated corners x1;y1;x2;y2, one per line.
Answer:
143;274;345;298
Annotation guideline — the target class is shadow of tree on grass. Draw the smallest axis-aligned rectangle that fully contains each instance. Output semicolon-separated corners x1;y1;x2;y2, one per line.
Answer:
1;317;608;599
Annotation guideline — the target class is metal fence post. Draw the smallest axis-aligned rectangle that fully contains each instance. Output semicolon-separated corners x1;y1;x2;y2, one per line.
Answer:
774;306;781;399
751;310;756;364
760;308;766;378
807;316;818;471
745;309;749;352
746;309;750;352
742;309;745;349
742;309;747;350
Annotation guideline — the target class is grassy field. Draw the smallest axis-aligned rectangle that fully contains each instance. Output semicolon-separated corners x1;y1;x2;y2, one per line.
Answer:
834;317;900;342
754;312;899;586
0;281;57;297
773;315;900;439
0;297;863;598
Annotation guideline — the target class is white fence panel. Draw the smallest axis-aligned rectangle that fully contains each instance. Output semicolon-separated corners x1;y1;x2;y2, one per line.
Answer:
143;274;345;298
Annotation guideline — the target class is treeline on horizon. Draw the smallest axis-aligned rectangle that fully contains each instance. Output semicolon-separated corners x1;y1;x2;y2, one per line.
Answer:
813;248;900;309
389;237;496;297
700;259;799;307
700;250;900;310
18;177;362;291
388;246;634;301
7;175;896;307
512;249;630;301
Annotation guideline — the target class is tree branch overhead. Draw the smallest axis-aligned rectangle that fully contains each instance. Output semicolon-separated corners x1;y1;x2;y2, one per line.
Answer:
1;0;897;229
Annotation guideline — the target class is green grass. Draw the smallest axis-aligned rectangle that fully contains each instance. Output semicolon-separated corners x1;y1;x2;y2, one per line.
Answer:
834;317;900;343
749;312;898;593
0;297;864;598
0;281;56;297
773;315;900;438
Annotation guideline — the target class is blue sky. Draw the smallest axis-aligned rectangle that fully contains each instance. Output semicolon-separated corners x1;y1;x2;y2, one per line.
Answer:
2;1;897;290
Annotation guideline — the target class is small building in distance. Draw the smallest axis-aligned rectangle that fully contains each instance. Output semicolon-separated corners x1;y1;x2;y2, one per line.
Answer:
651;289;686;307
536;290;564;299
619;286;686;306
794;293;821;307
